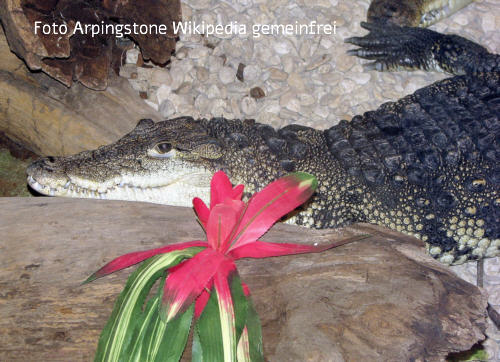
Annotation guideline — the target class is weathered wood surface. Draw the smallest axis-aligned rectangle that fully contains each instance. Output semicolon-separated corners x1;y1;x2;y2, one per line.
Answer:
0;197;487;361
0;27;160;156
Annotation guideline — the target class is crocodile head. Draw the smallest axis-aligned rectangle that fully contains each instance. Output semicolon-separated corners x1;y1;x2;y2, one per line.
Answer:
26;117;223;206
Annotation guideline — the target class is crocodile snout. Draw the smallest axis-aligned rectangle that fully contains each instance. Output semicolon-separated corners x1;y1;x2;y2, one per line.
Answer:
26;157;70;196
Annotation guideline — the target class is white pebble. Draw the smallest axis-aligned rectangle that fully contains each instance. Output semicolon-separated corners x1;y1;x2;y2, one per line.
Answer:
269;68;288;81
188;46;210;59
240;96;257;115
187;0;211;10
306;54;332;71
340;79;356;93
320;38;334;49
243;64;261;82
128;79;148;93
210;99;227;115
313;105;329;118
150;69;172;87
159;99;176;117
195;94;212;114
208;55;224;73
169;65;186;90
282;55;296;74
219;67;236;85
349;72;371;85
156;84;172;105
280;91;301;113
287;72;306;91
126;48;140;64
136;67;153;82
207;84;222;99
297;93;316;106
196;67;210;82
273;41;292;55
303;0;332;7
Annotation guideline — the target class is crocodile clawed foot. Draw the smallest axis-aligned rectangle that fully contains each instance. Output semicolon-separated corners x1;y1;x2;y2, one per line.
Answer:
345;21;436;72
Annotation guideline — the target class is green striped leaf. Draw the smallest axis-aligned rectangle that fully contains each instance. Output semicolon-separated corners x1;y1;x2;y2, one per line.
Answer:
126;273;193;362
140;303;193;362
192;326;203;362
192;284;224;361
94;247;204;362
237;327;251;362
215;274;236;361
230;274;248;345
193;272;249;361
244;296;264;362
127;282;162;361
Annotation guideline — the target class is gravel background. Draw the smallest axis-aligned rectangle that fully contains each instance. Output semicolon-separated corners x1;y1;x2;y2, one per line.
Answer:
120;0;500;358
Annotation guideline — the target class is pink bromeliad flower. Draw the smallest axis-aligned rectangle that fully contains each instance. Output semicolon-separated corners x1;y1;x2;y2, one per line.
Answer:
88;171;334;315
88;171;360;360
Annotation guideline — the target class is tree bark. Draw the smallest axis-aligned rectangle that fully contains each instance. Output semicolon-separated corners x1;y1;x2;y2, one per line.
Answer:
0;197;487;361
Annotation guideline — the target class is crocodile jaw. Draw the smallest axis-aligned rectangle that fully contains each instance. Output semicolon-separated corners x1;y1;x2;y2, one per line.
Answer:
27;165;212;207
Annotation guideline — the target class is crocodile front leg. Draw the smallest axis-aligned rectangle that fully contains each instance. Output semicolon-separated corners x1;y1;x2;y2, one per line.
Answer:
346;22;499;75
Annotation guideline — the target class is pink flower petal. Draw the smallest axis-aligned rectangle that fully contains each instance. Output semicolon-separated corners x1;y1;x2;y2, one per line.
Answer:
210;171;235;207
193;197;210;227
228;173;316;251
206;200;245;251
228;241;330;259
229;235;369;260
161;248;230;322
231;184;244;200
85;240;208;283
194;280;213;319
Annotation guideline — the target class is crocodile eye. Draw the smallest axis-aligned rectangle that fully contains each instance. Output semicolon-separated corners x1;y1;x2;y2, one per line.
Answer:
155;142;172;154
148;142;176;159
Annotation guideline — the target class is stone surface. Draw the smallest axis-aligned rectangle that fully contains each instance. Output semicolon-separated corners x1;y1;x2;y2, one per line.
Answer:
0;198;489;361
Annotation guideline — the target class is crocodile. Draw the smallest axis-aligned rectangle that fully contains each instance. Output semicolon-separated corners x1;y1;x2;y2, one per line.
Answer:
27;0;499;265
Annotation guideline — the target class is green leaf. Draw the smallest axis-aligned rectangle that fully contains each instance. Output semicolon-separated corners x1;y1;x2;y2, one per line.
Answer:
215;276;236;362
140;304;193;362
127;285;162;361
94;247;204;362
230;274;248;344
192;327;203;362
126;273;193;362
193;284;224;361
193;272;249;362
244;297;264;362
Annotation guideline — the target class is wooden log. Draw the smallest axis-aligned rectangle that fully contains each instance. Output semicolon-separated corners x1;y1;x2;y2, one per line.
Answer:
0;197;487;361
0;27;161;156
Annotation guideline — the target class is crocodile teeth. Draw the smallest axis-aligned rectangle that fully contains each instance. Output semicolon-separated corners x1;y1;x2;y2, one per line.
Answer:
30;180;43;193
